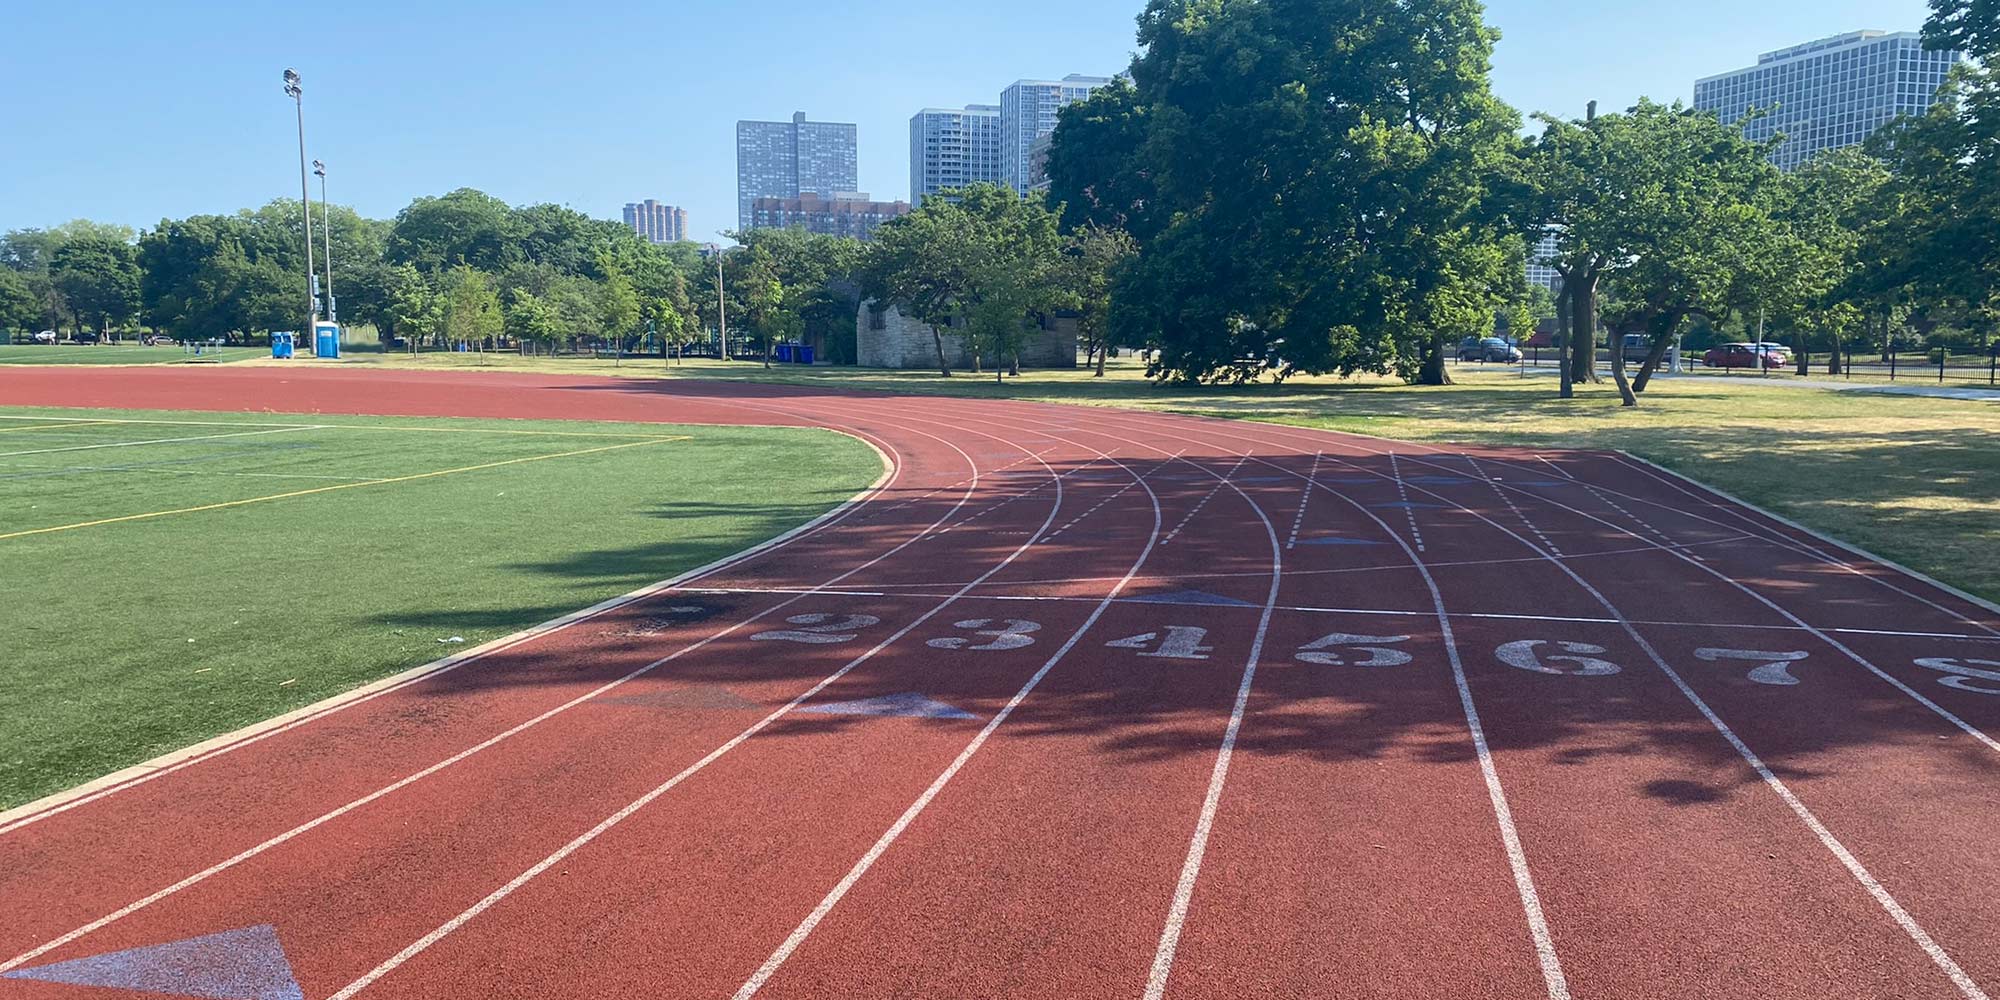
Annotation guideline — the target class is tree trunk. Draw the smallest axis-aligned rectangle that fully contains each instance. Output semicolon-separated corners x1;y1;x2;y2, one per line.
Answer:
1569;273;1600;384
1556;284;1574;399
1828;337;1843;375
1631;331;1676;393
1609;326;1638;406
1796;330;1810;376
931;327;952;377
1008;352;1020;377
1095;342;1108;377
1416;333;1453;386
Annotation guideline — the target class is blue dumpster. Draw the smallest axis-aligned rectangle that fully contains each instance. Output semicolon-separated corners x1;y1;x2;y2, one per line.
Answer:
313;322;341;359
271;332;296;359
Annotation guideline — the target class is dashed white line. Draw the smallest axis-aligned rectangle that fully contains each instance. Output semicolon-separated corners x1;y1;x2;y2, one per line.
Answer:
1284;451;1323;550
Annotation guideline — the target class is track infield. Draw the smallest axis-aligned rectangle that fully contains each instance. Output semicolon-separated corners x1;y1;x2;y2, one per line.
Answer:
2;366;1999;1000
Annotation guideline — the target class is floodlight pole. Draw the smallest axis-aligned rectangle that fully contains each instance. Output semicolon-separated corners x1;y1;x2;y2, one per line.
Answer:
716;239;728;361
314;160;334;325
284;69;317;342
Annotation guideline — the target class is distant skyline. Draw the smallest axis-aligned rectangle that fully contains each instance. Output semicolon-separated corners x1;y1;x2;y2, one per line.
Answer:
1;0;1939;239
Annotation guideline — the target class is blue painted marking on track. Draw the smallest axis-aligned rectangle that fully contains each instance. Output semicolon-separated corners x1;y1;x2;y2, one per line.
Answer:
1318;477;1381;486
3;925;303;1000
799;693;977;720
1515;480;1572;488
1403;475;1475;486
1237;476;1293;484
1372;501;1449;510
1298;535;1388;547
1123;589;1260;608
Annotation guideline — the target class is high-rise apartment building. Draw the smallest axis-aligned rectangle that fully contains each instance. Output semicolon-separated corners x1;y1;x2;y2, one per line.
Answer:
1527;230;1562;294
736;111;860;230
999;75;1114;193
1694;30;1963;171
749;192;911;242
622;200;688;244
909;105;1003;204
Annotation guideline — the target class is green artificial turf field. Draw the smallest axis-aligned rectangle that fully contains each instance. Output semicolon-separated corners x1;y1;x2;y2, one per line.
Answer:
0;407;881;809
0;342;255;366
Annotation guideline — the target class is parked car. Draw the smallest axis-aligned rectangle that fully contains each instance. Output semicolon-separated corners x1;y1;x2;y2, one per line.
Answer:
33;330;58;344
1456;337;1524;363
1620;333;1655;363
1703;342;1788;370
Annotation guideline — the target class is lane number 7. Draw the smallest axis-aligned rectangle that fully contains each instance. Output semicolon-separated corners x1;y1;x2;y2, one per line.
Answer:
1696;648;1811;687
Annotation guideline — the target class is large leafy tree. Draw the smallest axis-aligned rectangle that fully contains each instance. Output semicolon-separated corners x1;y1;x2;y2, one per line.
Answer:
50;236;141;337
386;189;522;273
0;268;37;335
1526;100;1782;404
1062;0;1525;385
862;184;1065;377
1060;224;1139;376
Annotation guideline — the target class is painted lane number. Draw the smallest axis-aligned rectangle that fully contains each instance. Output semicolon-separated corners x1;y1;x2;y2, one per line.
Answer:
1696;648;1811;687
929;619;1041;651
751;613;882;644
1497;640;1622;677
1106;626;1214;661
1915;658;2000;695
1296;633;1413;668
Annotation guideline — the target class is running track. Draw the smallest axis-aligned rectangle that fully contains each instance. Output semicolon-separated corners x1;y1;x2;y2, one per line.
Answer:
4;366;2000;1000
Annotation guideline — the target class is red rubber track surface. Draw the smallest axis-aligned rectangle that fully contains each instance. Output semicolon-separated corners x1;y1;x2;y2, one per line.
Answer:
3;366;2000;1000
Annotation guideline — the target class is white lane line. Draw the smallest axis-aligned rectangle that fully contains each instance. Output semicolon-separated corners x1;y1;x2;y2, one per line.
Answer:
1284;451;1323;550
1161;454;1247;545
1462;455;1563;558
1537;455;1574;480
1068;414;1568;997
1370;456;1991;1000
1387;452;1427;553
733;448;1171;1000
1143;454;1287;1000
1610;453;2000;638
0;426;997;972
0;463;384;483
0;425;321;459
330;424;1082;1000
1392;452;2000;758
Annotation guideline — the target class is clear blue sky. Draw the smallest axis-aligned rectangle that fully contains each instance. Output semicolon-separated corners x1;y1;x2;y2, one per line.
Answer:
3;0;1936;239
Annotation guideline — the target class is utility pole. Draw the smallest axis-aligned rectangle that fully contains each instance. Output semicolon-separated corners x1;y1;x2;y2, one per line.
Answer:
716;248;728;360
283;70;316;342
314;160;334;326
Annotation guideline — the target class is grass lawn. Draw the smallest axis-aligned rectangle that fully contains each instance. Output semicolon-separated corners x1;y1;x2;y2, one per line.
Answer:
0;407;880;809
0;342;256;366
308;350;2000;610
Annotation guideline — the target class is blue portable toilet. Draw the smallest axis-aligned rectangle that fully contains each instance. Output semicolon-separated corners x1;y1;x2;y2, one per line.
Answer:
313;322;341;359
271;332;296;359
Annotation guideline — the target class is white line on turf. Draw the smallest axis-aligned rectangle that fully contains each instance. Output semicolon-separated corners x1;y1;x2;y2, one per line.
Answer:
0;424;1007;966
0;425;321;459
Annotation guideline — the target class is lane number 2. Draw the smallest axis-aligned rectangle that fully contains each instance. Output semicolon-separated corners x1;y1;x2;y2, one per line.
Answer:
929;619;1041;651
1296;633;1413;668
751;613;882;644
1696;648;1811;687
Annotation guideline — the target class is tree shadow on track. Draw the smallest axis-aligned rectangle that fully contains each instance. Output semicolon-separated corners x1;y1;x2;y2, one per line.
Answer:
372;446;2000;812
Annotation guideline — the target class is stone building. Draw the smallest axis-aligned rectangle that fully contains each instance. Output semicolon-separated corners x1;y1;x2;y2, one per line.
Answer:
857;300;1077;370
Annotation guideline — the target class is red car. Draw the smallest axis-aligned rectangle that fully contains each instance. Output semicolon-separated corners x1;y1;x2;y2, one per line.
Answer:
1703;343;1788;370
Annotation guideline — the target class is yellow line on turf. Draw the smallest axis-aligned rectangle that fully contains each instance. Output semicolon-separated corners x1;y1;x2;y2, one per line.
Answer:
0;436;692;542
0;420;121;434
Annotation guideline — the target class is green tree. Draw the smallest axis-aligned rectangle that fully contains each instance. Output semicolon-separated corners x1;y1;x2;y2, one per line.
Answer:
596;257;642;355
440;265;503;350
50;236;141;338
386;189;522;273
1526;100;1782;404
1061;224;1139;376
863;184;1065;377
382;265;438;352
0;269;37;337
504;289;560;353
1062;0;1524;385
